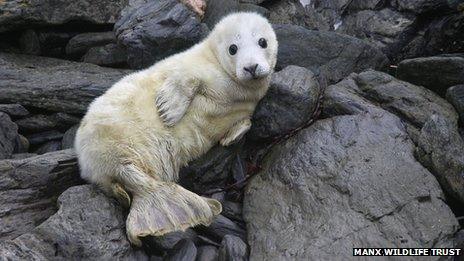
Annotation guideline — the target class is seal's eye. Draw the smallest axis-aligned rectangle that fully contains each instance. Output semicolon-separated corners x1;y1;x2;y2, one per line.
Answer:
229;44;238;55
258;38;267;48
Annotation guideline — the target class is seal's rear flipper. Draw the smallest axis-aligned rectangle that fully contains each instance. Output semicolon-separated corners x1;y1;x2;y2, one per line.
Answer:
126;182;222;246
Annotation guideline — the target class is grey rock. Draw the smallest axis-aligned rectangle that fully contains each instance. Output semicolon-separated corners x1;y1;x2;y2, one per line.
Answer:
266;0;320;30
0;104;29;118
82;43;127;67
0;52;130;114
19;29;41;55
146;229;198;251
13;134;29;154
196;245;219;261
0;185;147;260
115;0;209;69
34;140;62;155
250;66;321;140
0;112;19;159
222;201;243;223
218;235;247;261
446;84;464;123
415;115;464;205
26;130;63;145
198;215;246;242
62;125;79;149
392;0;452;13
66;32;116;57
203;0;240;28
15;114;58;132
165;239;197;261
11;153;37;160
239;4;269;18
0;150;81;240
397;56;464;96
274;24;389;83
244;112;459;260
0;0;128;33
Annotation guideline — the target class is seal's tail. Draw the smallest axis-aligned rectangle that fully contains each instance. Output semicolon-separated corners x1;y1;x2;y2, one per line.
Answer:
113;165;222;246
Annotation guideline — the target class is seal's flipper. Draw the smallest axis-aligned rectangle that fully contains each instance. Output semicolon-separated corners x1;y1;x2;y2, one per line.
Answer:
126;181;222;246
111;182;131;208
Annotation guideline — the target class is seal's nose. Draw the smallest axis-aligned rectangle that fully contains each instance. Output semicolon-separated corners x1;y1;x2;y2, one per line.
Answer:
243;64;258;77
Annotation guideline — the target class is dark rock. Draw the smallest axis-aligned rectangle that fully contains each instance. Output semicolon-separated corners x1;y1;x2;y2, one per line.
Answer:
198;215;246;242
244;112;459;260
115;0;209;69
274;24;389;83
11;153;37;160
250;65;321;140
13;134;29;154
446;84;464;123
0;150;81;240
222;201;243;223
66;32;116;57
239;4;269;18
145;229;198;251
0;0;128;33
415;115;464;205
82;43;127;67
15;114;59;132
62;125;79;149
0;112;19;159
196;245;219;261
324;70;458;135
27;130;63;145
164;239;197;261
392;0;453;14
266;0;319;30
36;30;79;58
180;143;242;193
34;140;62;155
0;185;147;260
203;0;240;28
0;53;130;114
397;56;464;96
0;104;29;118
19;29;41;55
218;235;247;261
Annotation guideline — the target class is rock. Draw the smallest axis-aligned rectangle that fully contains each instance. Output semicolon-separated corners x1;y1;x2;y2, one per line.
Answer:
62;125;79;149
164;239;197;261
82;43;127;67
0;52;130;114
244;112;459;260
203;0;240;28
11;153;37;160
446;85;464;123
197;215;246;242
0;185;147;260
0;0;127;33
218;235;248;261
34;140;62;155
325;70;458;134
145;229;198;251
0;150;81;240
180;143;242;193
266;0;318;30
393;0;453;14
19;29;41;55
115;0;209;69
397;56;464;96
15;114;58;132
35;29;79;58
14;134;29;153
249;65;321;140
196;245;219;261
274;24;389;83
239;3;269;18
27;130;63;145
65;32;116;57
180;0;206;17
222;201;243;223
0;112;19;159
415;115;464;205
0;104;29;118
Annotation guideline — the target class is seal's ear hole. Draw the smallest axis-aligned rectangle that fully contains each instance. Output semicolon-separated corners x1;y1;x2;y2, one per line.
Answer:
229;44;238;55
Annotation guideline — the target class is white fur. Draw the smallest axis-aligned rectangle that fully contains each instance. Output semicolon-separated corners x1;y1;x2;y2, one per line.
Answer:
74;12;277;245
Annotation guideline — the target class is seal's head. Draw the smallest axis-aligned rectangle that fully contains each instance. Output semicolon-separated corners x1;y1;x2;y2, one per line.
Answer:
209;12;278;82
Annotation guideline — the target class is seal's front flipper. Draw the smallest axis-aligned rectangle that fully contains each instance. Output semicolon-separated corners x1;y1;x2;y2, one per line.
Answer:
126;181;222;246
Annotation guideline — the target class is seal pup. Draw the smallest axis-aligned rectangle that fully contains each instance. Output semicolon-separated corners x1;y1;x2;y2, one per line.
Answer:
75;12;278;246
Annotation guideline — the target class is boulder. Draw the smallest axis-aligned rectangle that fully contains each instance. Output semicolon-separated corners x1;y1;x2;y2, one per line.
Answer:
197;215;246;242
244;112;459;260
274;24;389;83
218;235;248;261
62;125;79;149
0;53;130;114
115;0;209;69
164;239;197;261
82;43;127;67
66;32;116;57
397;56;464;96
196;245;219;261
0;0;127;33
26;130;63;145
415;115;464;205
203;0;269;28
250;65;321;140
0;185;147;260
0;150;81;240
0;104;29;118
15;113;80;133
144;229;198;252
34;140;62;155
446;84;464;123
0;112;19;159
